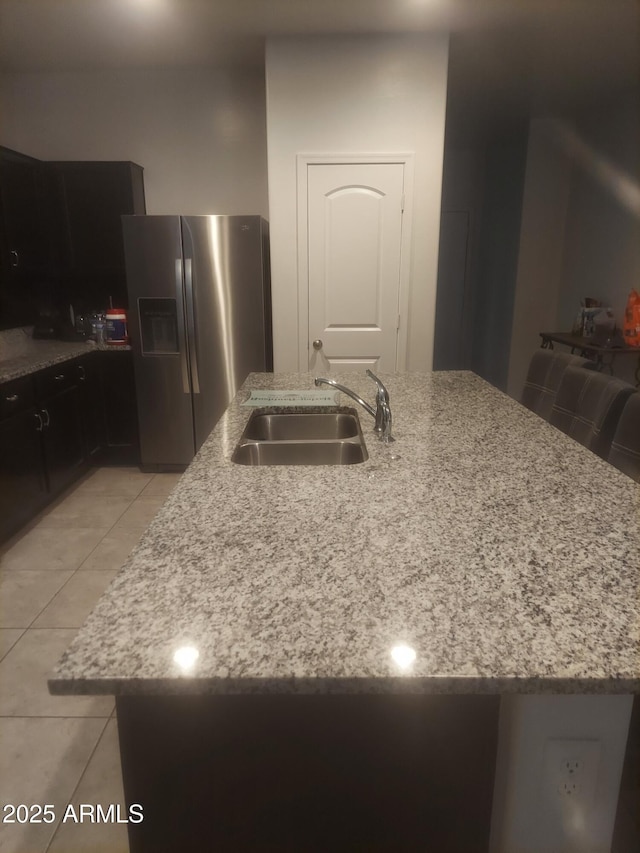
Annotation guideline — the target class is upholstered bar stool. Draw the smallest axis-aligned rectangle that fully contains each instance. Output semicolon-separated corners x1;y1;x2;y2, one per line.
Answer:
550;367;636;459
608;392;640;482
521;349;595;421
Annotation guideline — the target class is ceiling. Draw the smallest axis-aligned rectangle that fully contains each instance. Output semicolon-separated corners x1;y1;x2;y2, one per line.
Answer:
0;0;638;137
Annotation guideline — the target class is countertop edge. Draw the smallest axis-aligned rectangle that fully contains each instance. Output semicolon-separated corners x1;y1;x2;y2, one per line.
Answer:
0;341;131;384
47;675;640;697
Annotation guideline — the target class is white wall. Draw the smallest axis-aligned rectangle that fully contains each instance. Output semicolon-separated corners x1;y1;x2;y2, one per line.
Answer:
0;68;269;217
265;34;449;372
490;695;633;853
507;119;573;398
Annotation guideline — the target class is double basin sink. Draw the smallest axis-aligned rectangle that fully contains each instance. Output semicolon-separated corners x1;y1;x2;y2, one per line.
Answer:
231;409;368;466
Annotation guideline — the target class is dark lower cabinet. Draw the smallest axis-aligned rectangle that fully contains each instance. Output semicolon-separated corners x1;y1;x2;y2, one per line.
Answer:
98;350;140;465
35;360;87;497
40;383;85;495
0;350;141;543
78;355;106;461
117;694;499;853
0;405;47;542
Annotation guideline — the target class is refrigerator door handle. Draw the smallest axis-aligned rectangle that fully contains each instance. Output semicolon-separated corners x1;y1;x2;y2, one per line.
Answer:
175;258;190;394
184;258;201;394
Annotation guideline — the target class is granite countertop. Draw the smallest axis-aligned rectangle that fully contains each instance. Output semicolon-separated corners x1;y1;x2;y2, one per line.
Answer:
0;327;131;383
50;371;640;697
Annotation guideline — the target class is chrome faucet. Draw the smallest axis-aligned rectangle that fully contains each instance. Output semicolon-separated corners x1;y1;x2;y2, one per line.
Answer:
315;370;394;443
366;370;394;441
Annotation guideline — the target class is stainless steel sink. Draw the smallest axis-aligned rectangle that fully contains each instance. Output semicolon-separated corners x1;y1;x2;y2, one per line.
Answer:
243;412;360;441
231;409;368;466
232;441;367;466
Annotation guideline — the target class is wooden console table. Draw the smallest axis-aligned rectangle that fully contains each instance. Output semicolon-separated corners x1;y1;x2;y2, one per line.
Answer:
540;332;640;386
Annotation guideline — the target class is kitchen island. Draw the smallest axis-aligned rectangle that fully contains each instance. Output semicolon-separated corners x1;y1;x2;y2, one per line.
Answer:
50;372;640;851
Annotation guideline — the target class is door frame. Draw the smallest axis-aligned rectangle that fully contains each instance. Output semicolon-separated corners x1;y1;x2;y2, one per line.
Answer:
296;153;415;372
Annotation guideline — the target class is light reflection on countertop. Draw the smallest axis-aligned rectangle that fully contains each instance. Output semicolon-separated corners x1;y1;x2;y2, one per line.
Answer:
173;645;200;674
390;644;417;672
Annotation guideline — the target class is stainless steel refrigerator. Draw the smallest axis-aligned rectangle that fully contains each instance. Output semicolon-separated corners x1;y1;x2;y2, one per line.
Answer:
122;215;272;471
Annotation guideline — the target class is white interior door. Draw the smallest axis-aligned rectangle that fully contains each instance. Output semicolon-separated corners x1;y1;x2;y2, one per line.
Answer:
307;162;405;372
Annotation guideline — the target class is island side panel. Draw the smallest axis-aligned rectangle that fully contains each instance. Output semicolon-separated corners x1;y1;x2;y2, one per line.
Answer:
116;693;500;852
489;694;634;853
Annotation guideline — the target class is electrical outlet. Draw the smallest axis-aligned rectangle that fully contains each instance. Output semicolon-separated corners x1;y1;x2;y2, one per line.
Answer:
542;738;602;808
562;757;583;776
559;778;581;798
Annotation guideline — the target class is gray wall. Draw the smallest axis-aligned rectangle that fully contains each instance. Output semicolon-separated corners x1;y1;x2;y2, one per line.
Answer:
470;124;529;390
506;91;640;393
434;147;485;371
556;94;640;344
506;119;573;399
0;68;269;218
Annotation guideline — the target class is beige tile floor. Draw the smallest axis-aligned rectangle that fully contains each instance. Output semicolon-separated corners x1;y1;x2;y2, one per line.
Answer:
0;467;181;853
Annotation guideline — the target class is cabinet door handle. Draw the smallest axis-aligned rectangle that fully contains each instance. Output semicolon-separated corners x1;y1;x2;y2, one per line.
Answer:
5;394;18;403
10;250;19;267
54;374;65;381
41;408;50;428
77;365;86;381
35;412;43;432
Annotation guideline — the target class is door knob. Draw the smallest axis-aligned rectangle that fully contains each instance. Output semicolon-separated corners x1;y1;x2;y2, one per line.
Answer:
312;339;323;351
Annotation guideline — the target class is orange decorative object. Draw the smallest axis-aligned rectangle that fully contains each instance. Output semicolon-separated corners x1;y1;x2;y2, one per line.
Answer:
623;290;640;348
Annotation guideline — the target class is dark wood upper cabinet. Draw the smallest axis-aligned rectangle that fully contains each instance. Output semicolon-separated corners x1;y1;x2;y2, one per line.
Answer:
1;150;145;327
46;160;146;310
0;146;51;328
